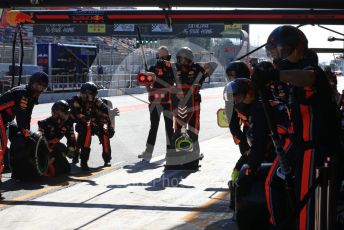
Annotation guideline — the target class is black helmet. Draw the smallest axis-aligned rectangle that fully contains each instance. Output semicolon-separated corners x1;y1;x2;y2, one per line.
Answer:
256;61;274;71
52;100;70;114
176;47;194;62
51;100;70;124
223;78;251;102
29;72;49;88
266;26;308;63
80;82;98;102
225;61;250;80
80;82;98;96
304;49;319;66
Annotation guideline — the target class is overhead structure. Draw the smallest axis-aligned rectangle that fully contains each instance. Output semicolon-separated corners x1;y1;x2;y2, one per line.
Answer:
5;9;344;25
1;0;344;9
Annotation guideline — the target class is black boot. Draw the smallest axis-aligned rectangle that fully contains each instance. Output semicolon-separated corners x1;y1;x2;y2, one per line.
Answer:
72;150;80;164
3;147;10;173
72;156;79;165
102;152;111;167
80;148;90;171
81;161;89;171
228;180;236;210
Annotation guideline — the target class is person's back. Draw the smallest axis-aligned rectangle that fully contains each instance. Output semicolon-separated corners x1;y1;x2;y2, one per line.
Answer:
0;85;34;128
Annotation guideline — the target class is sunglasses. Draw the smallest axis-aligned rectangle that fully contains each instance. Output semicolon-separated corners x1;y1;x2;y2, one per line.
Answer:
156;53;172;61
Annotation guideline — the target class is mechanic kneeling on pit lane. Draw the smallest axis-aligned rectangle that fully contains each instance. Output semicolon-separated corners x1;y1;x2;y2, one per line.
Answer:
38;100;77;176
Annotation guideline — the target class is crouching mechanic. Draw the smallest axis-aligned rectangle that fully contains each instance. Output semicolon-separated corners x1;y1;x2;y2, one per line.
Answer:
224;61;251;183
68;82;118;171
38;100;76;176
0;72;48;197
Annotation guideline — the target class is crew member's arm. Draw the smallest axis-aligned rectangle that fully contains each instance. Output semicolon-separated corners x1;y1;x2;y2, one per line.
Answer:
15;93;34;136
63;122;77;158
68;97;85;122
279;69;316;87
95;100;115;138
65;122;77;148
96;99;110;116
198;64;209;86
37;119;58;151
225;101;250;154
37;120;47;134
229;111;250;154
166;62;176;86
253;66;316;88
247;105;269;172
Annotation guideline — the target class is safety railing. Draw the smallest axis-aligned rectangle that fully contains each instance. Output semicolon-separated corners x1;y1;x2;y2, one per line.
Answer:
0;73;139;94
0;69;225;94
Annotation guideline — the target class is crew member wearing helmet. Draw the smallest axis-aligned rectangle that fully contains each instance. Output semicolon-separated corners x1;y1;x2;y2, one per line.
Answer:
225;78;278;228
224;61;251;184
0;72;48;198
225;77;294;228
38;100;76;176
139;46;175;161
225;61;250;82
225;78;275;180
172;47;208;156
252;25;341;230
68;82;119;171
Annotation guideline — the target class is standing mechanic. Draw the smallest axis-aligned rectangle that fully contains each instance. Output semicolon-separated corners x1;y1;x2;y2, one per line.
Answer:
253;25;341;230
139;46;175;161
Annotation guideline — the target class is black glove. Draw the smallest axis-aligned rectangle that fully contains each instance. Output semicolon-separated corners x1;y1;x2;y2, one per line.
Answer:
252;66;280;89
66;146;77;159
108;128;115;138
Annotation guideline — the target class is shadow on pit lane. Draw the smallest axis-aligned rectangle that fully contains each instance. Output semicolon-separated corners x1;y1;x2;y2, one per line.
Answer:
0;165;104;193
204;188;229;193
106;170;195;191
123;158;165;173
0;198;230;230
0;199;228;212
204;219;238;230
63;170;196;208
168;218;237;230
145;170;195;191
